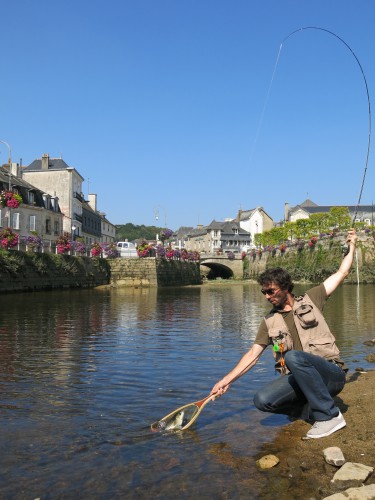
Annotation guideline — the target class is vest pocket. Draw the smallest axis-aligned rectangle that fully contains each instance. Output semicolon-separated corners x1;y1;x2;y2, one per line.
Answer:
268;327;293;351
294;304;318;328
307;335;340;358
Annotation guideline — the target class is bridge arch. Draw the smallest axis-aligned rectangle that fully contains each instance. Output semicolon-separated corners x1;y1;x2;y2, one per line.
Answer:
200;261;234;280
199;255;243;280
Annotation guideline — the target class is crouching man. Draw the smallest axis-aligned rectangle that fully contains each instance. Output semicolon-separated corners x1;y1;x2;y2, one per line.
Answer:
210;229;357;439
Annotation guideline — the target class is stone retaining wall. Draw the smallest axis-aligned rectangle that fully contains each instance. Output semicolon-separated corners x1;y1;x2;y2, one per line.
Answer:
0;252;110;293
108;258;202;287
0;253;202;293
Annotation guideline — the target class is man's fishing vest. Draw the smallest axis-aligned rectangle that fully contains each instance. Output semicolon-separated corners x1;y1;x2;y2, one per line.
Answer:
264;294;340;374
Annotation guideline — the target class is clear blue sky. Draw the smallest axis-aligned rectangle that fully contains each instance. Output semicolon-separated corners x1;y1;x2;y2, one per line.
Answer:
1;1;374;229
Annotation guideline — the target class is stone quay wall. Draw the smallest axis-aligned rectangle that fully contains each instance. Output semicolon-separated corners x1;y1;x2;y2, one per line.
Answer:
108;258;202;287
0;253;202;293
0;252;110;293
245;234;375;283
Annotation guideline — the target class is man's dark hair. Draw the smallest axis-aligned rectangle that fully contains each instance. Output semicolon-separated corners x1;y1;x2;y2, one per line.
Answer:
257;267;294;293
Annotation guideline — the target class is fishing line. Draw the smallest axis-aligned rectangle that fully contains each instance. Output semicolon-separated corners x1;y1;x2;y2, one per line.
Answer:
252;27;371;223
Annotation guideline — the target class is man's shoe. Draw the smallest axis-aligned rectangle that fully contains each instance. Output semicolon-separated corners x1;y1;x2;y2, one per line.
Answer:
304;411;346;439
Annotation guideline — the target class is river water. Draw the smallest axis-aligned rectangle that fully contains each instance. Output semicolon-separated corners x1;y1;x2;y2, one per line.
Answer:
0;282;374;499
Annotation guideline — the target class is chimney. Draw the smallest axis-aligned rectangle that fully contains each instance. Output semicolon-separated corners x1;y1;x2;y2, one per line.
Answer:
284;202;289;222
10;162;19;177
41;153;49;171
88;193;97;211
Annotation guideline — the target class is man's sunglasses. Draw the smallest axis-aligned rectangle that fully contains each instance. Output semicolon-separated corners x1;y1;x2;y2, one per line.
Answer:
261;287;280;296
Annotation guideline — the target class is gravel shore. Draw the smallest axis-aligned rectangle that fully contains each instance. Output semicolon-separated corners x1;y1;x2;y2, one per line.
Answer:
255;369;375;499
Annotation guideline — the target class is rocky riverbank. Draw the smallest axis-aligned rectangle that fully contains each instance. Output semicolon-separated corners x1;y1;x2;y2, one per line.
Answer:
255;368;375;499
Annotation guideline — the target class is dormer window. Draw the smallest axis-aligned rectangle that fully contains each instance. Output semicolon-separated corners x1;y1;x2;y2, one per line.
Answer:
51;197;59;211
28;190;35;205
42;194;51;210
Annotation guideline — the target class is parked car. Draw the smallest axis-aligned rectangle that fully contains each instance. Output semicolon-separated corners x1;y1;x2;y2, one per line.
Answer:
116;241;138;258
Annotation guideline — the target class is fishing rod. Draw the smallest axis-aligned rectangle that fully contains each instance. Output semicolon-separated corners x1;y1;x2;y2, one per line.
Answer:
259;27;372;284
276;27;371;224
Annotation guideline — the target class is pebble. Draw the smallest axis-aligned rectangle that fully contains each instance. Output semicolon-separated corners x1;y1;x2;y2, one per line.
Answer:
323;447;346;467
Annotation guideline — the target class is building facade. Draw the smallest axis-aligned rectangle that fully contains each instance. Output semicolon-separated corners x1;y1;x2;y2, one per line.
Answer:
285;199;375;225
23;154;84;239
186;220;250;254
22;154;115;244
236;207;274;248
0;163;63;242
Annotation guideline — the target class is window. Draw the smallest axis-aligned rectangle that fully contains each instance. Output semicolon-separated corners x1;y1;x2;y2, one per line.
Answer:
54;220;59;236
29;215;36;231
46;219;51;234
43;195;50;210
28;191;35;205
12;212;20;230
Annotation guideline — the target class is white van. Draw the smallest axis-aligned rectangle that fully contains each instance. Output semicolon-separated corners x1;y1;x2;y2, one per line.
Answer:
116;241;138;258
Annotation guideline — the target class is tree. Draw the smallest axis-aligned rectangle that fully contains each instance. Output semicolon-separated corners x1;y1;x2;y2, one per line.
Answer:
309;212;331;234
328;207;351;232
295;218;313;238
284;221;297;242
115;223;171;242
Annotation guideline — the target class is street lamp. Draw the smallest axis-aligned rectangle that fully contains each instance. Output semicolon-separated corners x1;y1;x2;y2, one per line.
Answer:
71;224;76;241
154;205;167;226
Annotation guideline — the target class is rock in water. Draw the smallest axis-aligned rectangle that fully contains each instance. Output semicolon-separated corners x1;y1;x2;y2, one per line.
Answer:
256;454;280;469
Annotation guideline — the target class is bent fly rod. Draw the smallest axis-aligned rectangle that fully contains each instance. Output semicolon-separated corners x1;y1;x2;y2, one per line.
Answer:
279;27;371;223
255;27;371;223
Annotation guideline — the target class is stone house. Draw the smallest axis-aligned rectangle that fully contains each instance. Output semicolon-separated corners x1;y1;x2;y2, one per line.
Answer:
0;163;63;241
285;199;375;225
23;154;84;239
235;207;274;247
186;220;250;254
22;154;115;243
99;211;116;244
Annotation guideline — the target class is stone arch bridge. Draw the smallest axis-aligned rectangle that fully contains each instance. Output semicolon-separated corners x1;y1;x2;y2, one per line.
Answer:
200;254;244;279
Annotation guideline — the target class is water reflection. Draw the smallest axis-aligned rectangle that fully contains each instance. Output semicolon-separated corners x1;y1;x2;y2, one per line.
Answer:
0;283;374;498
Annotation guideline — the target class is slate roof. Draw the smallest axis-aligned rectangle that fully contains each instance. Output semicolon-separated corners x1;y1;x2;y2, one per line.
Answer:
186;226;207;238
0;165;61;212
237;208;256;220
207;219;249;234
237;206;273;222
290;199;375;220
173;226;194;239
23;157;71;171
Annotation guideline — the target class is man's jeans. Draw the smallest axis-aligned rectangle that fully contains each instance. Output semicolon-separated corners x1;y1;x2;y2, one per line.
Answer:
253;350;346;421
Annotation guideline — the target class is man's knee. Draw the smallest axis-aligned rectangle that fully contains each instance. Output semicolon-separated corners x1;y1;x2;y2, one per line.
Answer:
253;391;272;412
